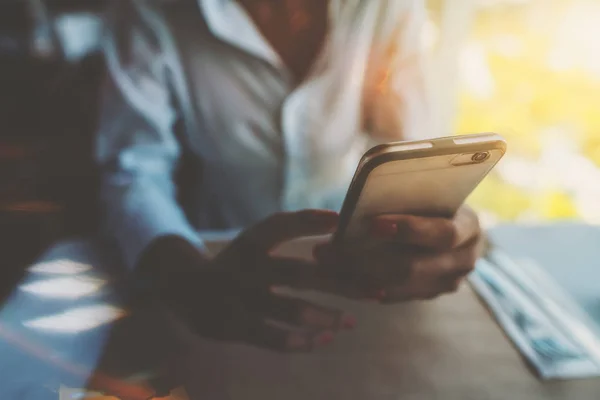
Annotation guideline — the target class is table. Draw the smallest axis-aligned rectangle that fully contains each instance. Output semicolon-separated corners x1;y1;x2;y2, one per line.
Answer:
1;225;599;399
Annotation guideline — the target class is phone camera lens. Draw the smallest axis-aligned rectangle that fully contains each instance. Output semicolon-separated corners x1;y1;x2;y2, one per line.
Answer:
471;152;490;163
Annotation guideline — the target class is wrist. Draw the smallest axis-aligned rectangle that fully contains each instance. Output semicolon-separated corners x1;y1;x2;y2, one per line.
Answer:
135;235;208;296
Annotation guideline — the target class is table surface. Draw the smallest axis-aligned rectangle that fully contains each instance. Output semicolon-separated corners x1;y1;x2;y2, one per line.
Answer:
1;224;600;400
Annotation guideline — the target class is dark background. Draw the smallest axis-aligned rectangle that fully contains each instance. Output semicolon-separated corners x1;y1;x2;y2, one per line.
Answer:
0;0;108;295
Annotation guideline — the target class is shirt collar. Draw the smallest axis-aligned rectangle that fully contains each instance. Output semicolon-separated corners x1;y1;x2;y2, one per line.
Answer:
198;0;284;68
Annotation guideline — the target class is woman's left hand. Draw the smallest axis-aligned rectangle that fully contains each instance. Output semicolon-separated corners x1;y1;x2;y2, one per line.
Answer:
314;206;484;303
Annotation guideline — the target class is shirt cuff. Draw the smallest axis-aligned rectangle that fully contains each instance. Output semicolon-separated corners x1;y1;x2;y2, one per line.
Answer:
113;195;206;270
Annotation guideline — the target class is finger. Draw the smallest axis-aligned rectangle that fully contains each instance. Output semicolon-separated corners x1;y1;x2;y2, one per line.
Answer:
474;231;486;260
313;243;358;271
316;235;481;300
251;255;364;301
371;208;480;250
313;242;372;276
256;292;353;331
371;214;457;250
452;206;481;248
375;239;481;303
317;241;422;289
284;266;368;299
416;236;481;278
313;242;335;264
440;275;466;293
249;320;337;352
311;243;419;301
206;303;337;352
236;210;339;256
264;252;339;287
357;236;479;303
313;244;411;299
358;245;414;285
424;275;467;299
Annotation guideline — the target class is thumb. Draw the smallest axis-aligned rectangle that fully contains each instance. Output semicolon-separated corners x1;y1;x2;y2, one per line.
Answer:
236;210;339;255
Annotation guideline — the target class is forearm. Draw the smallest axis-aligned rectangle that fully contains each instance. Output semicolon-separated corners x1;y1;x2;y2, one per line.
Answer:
100;170;206;268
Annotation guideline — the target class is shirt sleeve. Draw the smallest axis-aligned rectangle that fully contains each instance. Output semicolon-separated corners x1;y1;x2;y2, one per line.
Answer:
364;0;431;142
95;8;205;270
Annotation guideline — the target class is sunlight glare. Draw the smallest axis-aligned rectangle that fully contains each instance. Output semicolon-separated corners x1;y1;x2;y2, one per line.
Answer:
28;260;92;275
20;277;106;299
548;2;600;78
24;305;127;334
459;42;495;99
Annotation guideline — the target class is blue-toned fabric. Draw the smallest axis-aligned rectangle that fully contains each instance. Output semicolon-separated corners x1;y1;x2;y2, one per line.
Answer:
95;0;430;269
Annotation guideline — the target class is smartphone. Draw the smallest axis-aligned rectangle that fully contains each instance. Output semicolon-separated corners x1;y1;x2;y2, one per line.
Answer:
333;133;507;244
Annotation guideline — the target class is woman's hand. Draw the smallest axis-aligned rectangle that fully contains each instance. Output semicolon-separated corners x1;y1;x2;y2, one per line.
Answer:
144;210;355;353
141;206;482;353
315;206;484;303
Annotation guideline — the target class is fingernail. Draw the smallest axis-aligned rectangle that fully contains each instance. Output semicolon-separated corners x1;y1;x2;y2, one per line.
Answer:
314;331;334;346
372;219;397;237
342;315;357;329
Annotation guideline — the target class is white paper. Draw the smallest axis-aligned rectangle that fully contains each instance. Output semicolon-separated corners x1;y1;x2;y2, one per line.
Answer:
470;254;600;379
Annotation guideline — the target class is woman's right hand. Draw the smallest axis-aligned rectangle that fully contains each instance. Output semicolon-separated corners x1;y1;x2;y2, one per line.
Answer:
141;210;355;353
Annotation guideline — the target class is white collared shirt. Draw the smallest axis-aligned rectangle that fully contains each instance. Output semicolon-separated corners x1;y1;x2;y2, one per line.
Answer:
96;0;431;267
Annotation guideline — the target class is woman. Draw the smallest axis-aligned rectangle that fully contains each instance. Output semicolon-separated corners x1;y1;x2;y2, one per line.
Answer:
96;0;482;351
